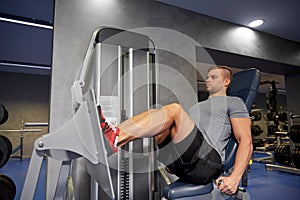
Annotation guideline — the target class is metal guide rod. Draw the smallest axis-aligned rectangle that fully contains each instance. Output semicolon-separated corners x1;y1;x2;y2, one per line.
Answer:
154;51;159;108
128;47;134;200
143;51;151;156
146;50;153;199
117;45;122;125
117;45;122;200
147;51;150;110
129;47;134;118
92;43;101;200
144;51;151;156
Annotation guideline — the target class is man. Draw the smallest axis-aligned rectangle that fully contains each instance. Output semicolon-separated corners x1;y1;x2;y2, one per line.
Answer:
99;66;252;195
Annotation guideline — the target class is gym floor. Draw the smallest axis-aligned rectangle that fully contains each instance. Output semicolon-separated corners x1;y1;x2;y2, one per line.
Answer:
1;155;300;200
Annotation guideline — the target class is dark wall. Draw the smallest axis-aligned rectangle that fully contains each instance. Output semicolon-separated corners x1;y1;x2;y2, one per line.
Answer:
0;0;53;157
0;72;50;157
0;0;53;71
285;74;300;114
0;22;53;65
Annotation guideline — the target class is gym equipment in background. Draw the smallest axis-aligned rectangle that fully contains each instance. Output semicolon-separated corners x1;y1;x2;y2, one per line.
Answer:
0;104;9;125
0;135;12;169
0;104;12;169
0;174;16;200
0;121;47;161
252;81;289;165
266;113;300;175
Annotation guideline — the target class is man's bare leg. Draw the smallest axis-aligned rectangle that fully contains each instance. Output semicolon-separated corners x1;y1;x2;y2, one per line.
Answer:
117;103;195;147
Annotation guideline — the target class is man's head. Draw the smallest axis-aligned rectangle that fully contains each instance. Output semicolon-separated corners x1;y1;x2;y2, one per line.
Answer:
206;66;232;96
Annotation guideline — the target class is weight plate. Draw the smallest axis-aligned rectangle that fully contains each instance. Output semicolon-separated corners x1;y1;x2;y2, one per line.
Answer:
0;174;16;200
289;125;300;143
0;136;12;167
0;104;9;125
0;137;8;169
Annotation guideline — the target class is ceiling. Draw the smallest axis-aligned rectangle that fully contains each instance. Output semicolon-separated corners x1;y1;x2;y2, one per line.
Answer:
1;0;298;94
157;0;300;43
158;0;300;94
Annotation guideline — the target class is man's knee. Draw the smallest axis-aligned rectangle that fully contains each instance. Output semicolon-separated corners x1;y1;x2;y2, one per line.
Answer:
163;103;183;116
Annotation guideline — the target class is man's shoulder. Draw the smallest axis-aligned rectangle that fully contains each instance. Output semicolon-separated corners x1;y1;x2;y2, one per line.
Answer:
226;96;244;103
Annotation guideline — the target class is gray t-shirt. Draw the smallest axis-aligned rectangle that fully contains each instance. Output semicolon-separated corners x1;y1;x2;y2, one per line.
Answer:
188;96;249;163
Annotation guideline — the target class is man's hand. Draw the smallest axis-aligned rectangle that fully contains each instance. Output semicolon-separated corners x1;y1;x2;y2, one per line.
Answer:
216;175;239;195
165;167;174;174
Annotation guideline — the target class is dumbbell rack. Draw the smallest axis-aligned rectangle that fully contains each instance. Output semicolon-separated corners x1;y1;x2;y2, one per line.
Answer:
0;121;47;160
265;113;300;175
251;109;275;164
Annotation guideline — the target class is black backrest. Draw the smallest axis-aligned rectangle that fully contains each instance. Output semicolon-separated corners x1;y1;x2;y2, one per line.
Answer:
224;68;261;171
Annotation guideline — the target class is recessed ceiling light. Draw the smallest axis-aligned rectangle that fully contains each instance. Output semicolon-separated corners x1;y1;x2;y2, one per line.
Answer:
248;19;264;28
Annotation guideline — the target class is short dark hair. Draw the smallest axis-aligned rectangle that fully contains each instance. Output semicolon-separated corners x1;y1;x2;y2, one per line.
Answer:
208;65;232;81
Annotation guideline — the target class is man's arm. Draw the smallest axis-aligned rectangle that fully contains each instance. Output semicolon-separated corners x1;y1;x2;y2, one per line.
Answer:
216;117;252;195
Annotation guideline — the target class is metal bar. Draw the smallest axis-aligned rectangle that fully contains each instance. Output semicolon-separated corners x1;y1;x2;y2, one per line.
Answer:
24;122;48;127
66;176;74;200
158;168;171;185
91;177;99;200
117;46;122;125
154;51;159;108
252;150;274;164
266;164;300;175
95;43;101;106
291;114;300;119
78;29;99;81
20;150;45;200
11;145;21;155
129;48;134;118
129;47;134;200
147;51;150;110
143;51;151;156
146;50;154;200
20;134;23;160
0;129;42;132
117;45;122;200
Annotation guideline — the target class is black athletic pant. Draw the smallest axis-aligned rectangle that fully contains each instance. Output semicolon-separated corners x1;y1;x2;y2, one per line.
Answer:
157;125;224;185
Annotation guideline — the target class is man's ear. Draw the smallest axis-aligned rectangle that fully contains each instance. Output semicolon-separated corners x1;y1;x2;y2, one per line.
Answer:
224;78;231;87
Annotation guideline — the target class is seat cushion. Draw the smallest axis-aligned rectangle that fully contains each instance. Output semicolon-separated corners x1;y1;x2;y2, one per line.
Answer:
163;180;213;199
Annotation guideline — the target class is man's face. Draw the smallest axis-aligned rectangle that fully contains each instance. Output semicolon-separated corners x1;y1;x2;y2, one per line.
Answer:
206;69;226;94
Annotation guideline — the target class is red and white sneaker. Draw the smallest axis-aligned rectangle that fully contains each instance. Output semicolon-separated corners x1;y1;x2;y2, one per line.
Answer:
97;106;119;152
